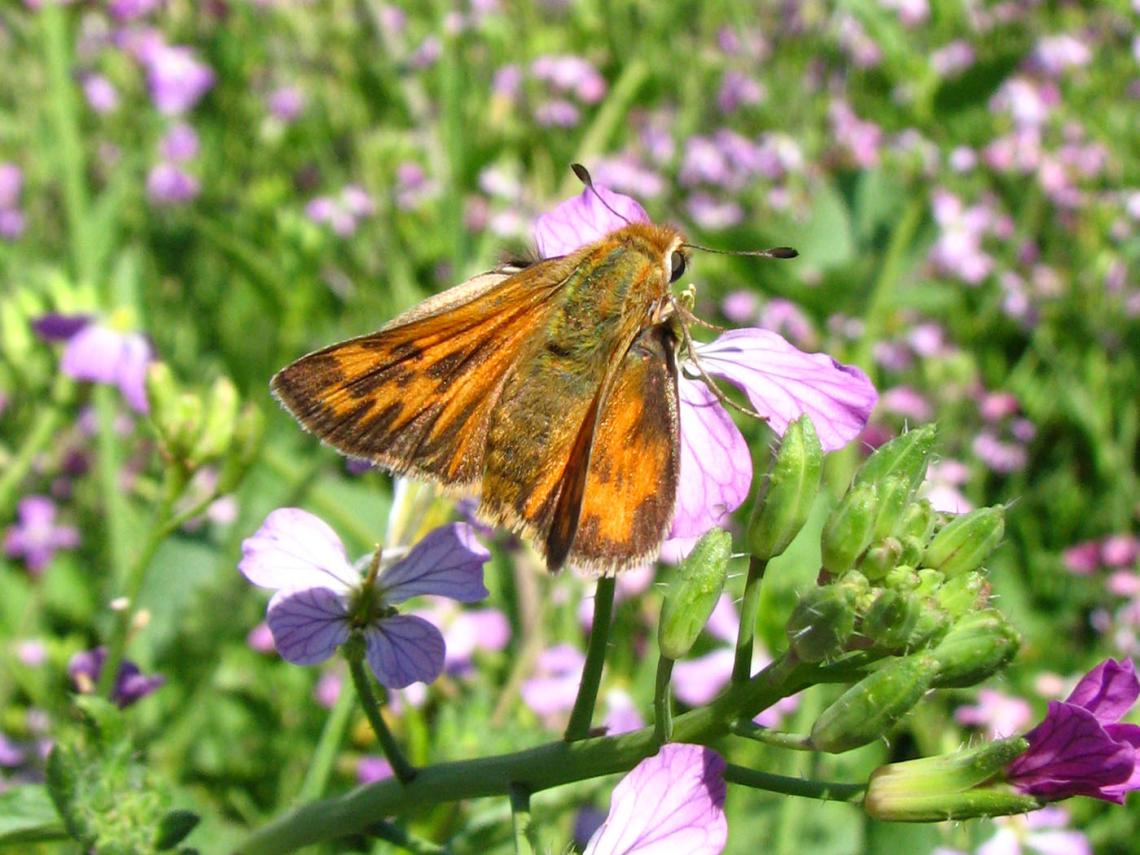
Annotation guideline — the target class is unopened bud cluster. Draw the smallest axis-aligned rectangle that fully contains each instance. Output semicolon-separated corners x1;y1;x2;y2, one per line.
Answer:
782;427;1019;752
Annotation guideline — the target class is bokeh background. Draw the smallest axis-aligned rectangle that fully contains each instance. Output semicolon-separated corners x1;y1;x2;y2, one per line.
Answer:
1;1;1138;852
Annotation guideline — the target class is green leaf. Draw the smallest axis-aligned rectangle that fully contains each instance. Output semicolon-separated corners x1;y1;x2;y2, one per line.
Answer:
789;179;855;270
0;786;67;844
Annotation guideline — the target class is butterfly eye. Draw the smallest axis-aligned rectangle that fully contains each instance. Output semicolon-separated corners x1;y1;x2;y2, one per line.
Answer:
669;251;687;283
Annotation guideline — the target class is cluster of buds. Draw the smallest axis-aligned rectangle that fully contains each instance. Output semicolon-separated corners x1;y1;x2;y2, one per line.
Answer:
145;363;262;493
775;426;1019;752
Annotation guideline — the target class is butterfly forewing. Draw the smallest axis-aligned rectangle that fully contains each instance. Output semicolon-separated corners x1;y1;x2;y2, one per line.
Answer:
271;257;581;487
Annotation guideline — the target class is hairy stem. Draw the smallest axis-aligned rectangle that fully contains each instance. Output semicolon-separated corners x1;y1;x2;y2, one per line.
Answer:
732;556;768;683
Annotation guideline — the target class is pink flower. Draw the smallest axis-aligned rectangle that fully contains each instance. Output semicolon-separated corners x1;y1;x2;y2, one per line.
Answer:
584;744;727;854
60;323;153;413
4;496;80;573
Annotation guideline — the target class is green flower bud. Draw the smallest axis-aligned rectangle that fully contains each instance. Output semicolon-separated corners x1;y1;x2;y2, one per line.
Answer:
865;738;1039;821
658;529;731;660
786;585;856;662
821;483;877;575
217;404;264;493
145;362;179;435
935;570;986;618
928;609;1021;688
168;393;204;461
862;589;920;651
747;415;822;561
922;506;1004;578
809;655;936;753
898;535;926;567
884;565;920;591
898;499;936;543
904;600;950;650
854;424;936;492
872;477;912;540
190;376;239;466
858;537;903;581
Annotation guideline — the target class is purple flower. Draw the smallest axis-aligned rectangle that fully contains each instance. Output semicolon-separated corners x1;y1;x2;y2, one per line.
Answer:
141;42;215;115
1006;659;1140;803
108;0;160;21
977;808;1091;855
68;647;165;708
4;495;79;573
82;74;119;114
60;323;153;413
0;163;22;209
955;689;1034;740
532;185;876;544
0;209;25;240
267;86;305;122
159;122;200;162
534;99;581;128
33;312;93;341
521;643;584;718
584;743;727;854
147;162;200;206
238;509;491;688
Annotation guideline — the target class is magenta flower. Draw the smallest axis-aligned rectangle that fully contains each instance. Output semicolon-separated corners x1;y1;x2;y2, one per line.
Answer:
159;123;200;162
60;323;153;413
141;42;215;116
521;644;585;719
82;74;120;114
68;647;165;708
532;185;876;545
584;743;727;854
1006;659;1140;803
239;509;490;688
147;162;200;206
4;495;79;573
267;86;305;122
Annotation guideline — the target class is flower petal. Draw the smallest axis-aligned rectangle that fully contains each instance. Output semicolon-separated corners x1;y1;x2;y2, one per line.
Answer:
239;508;357;593
266;588;350;665
1064;658;1139;723
60;325;153;413
585;743;727;855
364;614;446;688
534;185;650;258
380;523;491;604
669;376;751;538
672;649;735;707
693;329;877;452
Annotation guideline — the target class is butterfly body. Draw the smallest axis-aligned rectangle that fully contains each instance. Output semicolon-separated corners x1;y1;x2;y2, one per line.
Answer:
273;221;687;573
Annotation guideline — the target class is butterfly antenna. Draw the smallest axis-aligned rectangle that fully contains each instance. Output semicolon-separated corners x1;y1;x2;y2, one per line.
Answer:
683;243;799;259
570;163;633;226
669;298;769;423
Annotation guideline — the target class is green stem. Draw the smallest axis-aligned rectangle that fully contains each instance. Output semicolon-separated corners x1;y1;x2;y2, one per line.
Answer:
0;376;71;514
652;656;674;745
509;783;537;855
722;765;864;804
297;677;356;802
41;1;95;286
729;720;813;751
236;654;807;855
346;649;416;784
96;474;180;698
732;556;768;683
564;576;617;741
94;386;132;589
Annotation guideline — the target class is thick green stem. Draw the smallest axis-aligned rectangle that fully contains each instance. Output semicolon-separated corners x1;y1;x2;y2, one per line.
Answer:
236;654;806;854
723;765;864;804
564;576;617;741
732;556;768;683
509;783;537;855
729;720;813;751
653;656;675;745
298;678;356;802
346;650;416;784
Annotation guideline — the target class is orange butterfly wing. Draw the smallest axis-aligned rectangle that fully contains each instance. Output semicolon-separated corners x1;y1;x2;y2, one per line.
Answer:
271;258;581;488
563;324;680;572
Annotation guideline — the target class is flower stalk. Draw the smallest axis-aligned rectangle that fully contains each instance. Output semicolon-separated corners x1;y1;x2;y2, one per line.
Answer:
345;638;416;785
564;576;616;742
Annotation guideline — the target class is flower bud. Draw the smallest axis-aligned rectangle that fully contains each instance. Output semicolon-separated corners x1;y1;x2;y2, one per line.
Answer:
862;589;920;651
871;477;912;540
217;404;264;493
898;499;936;544
865;738;1039;821
922;506;1004;578
747;416;822;561
809;655;936;753
190;376;239;466
934;570;986;618
786;585;856;662
858;537;903;581
821;483;877;575
145;362;180;436
168;392;204;461
854;424;936;492
659;528;731;660
928;609;1020;688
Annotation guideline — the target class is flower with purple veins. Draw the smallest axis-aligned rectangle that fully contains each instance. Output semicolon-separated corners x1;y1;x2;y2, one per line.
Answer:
1005;658;1140;803
68;647;165;708
239;509;491;688
4;495;80;573
584;743;727;854
533;184;876;548
59;322;153;413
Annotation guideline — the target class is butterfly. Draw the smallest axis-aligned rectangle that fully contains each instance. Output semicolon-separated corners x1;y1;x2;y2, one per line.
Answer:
272;167;793;573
